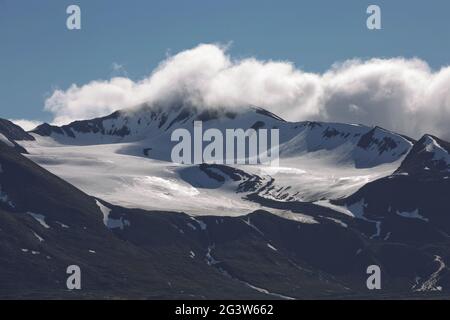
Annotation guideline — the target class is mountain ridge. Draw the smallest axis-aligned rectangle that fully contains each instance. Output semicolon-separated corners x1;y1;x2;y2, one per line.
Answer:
28;104;414;169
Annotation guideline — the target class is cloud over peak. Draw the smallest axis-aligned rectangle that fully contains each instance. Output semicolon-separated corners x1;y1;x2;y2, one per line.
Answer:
45;43;450;139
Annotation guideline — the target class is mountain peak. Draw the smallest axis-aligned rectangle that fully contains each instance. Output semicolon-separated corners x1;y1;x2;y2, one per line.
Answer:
0;118;33;153
395;134;450;178
0;119;35;141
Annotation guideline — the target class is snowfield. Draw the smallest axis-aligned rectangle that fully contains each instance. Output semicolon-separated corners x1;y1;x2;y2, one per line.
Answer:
18;105;413;220
22;132;403;220
23;136;261;216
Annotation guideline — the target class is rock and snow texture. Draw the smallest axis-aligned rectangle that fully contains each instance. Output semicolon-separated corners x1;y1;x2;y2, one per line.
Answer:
30;104;413;167
27;212;50;229
424;136;450;164
21;105;414;218
0;119;35;141
396;209;429;222
395;134;450;177
0;119;36;153
2;127;450;299
95;200;129;230
414;256;446;292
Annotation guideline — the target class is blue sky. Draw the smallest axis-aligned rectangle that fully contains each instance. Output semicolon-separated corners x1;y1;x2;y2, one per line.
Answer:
1;0;449;123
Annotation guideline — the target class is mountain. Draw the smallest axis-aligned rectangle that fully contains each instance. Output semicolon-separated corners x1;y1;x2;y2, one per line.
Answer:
333;134;450;234
2;127;450;298
4;103;450;298
31;104;413;168
328;134;450;292
21;105;415;213
0;119;35;141
0;119;35;153
394;135;450;179
0;130;341;299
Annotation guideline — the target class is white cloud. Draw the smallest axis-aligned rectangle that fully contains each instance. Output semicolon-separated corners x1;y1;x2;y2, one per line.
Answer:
44;43;450;139
9;119;42;131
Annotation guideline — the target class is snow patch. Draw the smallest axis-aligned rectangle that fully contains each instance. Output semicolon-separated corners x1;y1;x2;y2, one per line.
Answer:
242;282;295;300
95;200;130;230
424;137;449;161
190;217;207;230
396;209;429;222
414;256;445;292
27;212;50;229
243;218;264;235
314;200;355;217
345;199;382;239
55;221;69;228
323;216;348;228
32;231;44;242
187;222;197;231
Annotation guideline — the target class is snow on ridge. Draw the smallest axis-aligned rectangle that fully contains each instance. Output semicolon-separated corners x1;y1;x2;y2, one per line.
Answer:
280;122;411;169
314;200;355;217
95;199;130;230
317;199;382;238
422;136;450;164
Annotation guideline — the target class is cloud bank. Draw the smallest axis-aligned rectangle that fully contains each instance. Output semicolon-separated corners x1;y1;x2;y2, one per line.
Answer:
45;44;450;139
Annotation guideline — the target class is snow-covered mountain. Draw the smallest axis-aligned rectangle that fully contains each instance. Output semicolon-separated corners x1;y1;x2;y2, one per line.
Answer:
31;104;413;168
0;119;35;153
20;105;415;214
331;134;450;258
394;134;450;179
2;122;450;298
